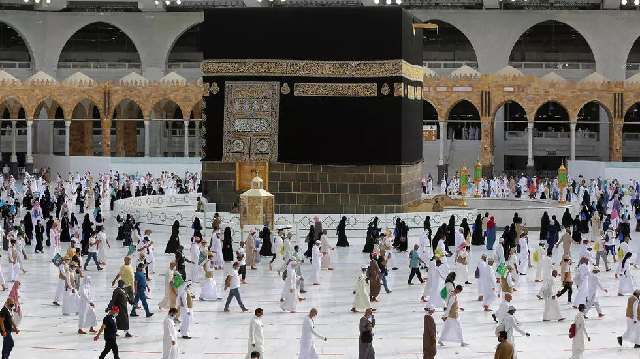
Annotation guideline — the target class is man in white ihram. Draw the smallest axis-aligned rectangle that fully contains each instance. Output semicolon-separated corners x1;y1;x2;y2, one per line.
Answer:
163;308;179;359
247;308;265;359
501;306;530;359
299;308;327;359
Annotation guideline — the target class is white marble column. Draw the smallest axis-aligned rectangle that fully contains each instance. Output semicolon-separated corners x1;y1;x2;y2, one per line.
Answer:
438;120;447;165
167;121;173;157
183;120;189;157
194;121;200;157
64;120;71;156
144;120;150;157
527;122;534;167
570;122;576;161
10;120;17;163
49;121;55;154
26;120;33;164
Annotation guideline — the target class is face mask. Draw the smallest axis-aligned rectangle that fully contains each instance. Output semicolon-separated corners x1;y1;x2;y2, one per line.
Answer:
113;313;118;318
8;304;14;309
171;314;177;319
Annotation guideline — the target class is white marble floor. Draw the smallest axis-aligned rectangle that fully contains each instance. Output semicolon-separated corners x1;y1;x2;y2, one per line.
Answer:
6;214;640;359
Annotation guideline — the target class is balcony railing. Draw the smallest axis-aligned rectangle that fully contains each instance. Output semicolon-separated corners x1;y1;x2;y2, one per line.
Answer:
57;62;142;70
0;62;32;70
505;131;597;140
509;62;595;70
424;61;478;69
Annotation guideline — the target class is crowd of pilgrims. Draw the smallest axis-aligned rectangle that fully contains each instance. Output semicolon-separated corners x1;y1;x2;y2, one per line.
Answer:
6;167;640;358
353;176;640;358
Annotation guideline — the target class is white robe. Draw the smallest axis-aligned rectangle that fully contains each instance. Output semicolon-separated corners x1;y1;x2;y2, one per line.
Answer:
78;280;97;329
211;234;223;268
280;263;299;312
618;261;635;295
247;316;265;359
573;264;589;306
159;268;175;309
481;263;497;307
299;316;324;359
200;261;220;301
188;242;201;283
352;273;370;310
310;246;322;284
518;237;529;275
163;315;179;359
455;251;469;283
495;300;510;324
439;294;464;343
426;265;445;308
97;232;108;263
418;231;430;264
272;237;284;270
177;287;193;337
571;313;588;359
503;314;526;359
320;235;332;269
542;276;563;321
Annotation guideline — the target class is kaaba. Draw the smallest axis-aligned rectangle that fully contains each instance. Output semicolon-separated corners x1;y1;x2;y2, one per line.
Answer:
201;6;424;214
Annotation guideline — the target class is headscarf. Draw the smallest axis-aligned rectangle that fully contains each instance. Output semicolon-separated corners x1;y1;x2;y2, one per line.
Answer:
487;216;496;230
8;281;20;316
455;241;467;260
286;261;297;282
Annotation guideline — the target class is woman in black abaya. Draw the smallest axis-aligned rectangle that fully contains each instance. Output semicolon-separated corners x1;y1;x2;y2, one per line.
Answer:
446;215;456;248
192;217;203;240
304;225;315;258
81;213;93;255
336;216;349;247
23;212;33;245
60;215;71;243
222;227;234;262
540;211;550;241
165;220;180;254
471;214;484;245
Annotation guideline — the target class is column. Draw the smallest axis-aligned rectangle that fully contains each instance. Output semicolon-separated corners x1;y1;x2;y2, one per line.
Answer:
25;120;33;171
49;121;54;154
101;119;111;156
167;121;173;157
10;120;17;163
527;122;534;167
438;120;447;165
157;122;163;157
570;122;576;161
144;120;150;157
64;120;71;156
183;120;189;157
194;121;200;157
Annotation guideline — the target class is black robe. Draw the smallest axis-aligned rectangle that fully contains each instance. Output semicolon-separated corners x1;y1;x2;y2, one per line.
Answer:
540;213;550;241
471;217;483;245
336;219;349;247
34;223;44;252
109;287;135;331
23;213;33;245
60;217;71;242
222;232;234;262
165;221;180;254
259;227;273;257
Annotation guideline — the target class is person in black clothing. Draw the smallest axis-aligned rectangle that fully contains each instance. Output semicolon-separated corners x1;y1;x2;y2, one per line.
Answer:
446;215;456;248
561;208;572;229
423;216;432;244
23;213;33;246
540;211;550;241
501;226;512;261
258;225;273;257
45;216;53;247
76;184;85;214
222;227;234;262
192;217;203;240
304;225;315;258
94;306;120;359
0;297;18;359
165;220;180;254
336;216;349;247
174;245;188;280
34;220;44;253
471;215;483;245
60;216;71;243
572;215;582;243
82;214;93;255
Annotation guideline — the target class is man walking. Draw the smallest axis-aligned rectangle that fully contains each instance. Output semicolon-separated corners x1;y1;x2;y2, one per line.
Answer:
617;289;640;348
224;262;249;313
94;306;119;359
439;285;468;347
423;304;437;359
495;331;514;359
247;308;265;359
112;257;135;300
359;308;375;359
131;263;153;318
163;308;179;359
84;231;103;271
408;244;425;285
0;298;18;359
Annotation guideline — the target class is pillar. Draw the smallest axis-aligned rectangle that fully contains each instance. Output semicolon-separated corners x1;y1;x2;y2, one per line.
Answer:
167;121;173;157
570;122;576;161
49;121;54;154
101;119;111;156
194;121;200;157
25;120;33;173
64;120;71;156
144;120;150;157
183;120;189;157
611;121;623;162
10;120;17;176
526;122;535;176
437;120;448;184
480;116;493;178
157;122;163;157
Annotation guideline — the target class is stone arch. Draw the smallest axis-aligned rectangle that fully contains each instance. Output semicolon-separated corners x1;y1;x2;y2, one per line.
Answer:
71;99;102;120
165;22;203;67
509;20;595;65
446;99;481;140
33;98;68;120
58;21;141;64
148;99;181;120
421;20;477;64
533;100;570;132
0;98;25;118
113;99;144;120
490;98;529;121
574;99;613;126
0;20;33;64
443;98;480;121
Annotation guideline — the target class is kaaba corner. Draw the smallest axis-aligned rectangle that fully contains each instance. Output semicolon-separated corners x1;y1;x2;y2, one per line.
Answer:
200;6;424;214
